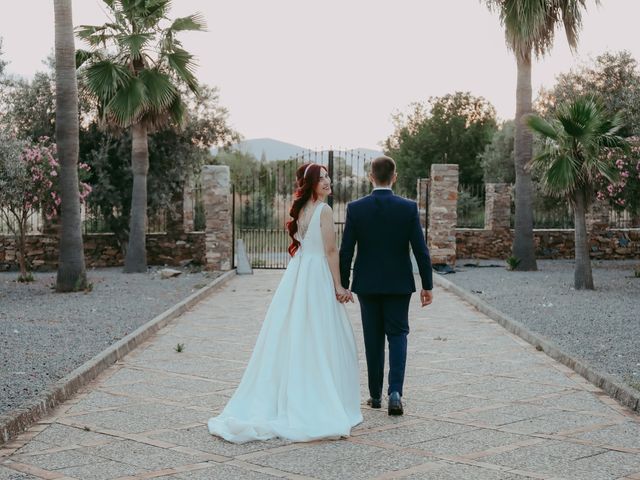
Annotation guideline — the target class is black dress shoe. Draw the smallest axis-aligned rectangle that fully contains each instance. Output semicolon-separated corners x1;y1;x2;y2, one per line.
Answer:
366;397;382;409
388;392;403;416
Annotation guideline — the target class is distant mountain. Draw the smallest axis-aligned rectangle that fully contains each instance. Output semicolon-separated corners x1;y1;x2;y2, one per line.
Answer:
212;138;384;163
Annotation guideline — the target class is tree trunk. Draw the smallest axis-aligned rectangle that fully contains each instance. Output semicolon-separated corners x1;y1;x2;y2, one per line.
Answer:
124;122;149;273
17;222;28;280
512;53;538;271
54;0;87;291
574;190;594;290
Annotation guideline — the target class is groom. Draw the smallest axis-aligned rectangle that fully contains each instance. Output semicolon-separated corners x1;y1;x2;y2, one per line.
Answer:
339;156;433;415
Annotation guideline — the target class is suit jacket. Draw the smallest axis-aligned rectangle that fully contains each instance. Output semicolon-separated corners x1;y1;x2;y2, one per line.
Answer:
339;189;433;295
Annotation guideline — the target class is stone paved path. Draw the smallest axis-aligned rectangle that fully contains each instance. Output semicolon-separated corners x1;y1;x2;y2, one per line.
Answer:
2;271;640;480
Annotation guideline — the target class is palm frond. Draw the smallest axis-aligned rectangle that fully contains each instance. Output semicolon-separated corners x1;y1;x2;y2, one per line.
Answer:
528;92;628;201
169;13;207;32
556;96;601;138
167;94;186;126
105;75;149;126
76;24;121;47
557;0;589;50
117;32;154;60
484;0;593;60
545;153;580;194
84;60;132;100
593;157;620;185
76;49;101;68
526;114;559;140
163;49;199;94
138;69;177;112
127;0;171;30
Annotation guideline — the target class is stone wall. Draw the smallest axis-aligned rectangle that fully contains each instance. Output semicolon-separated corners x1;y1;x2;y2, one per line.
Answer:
456;228;640;260
0;166;233;272
455;181;640;260
0;232;205;271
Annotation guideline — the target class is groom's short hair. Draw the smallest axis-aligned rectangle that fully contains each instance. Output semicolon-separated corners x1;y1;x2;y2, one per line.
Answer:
371;156;396;185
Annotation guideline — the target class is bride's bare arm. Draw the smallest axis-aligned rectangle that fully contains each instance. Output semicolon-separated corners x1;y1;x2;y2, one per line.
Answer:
320;205;350;301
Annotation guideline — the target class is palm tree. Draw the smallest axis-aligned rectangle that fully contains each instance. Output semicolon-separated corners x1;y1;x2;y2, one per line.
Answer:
485;0;594;271
77;0;205;272
527;96;627;289
54;0;87;291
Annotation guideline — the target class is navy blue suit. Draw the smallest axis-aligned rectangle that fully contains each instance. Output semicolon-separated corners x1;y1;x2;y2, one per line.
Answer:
339;189;432;398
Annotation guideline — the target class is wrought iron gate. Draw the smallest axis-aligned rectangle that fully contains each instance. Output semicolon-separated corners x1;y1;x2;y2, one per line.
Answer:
232;149;375;269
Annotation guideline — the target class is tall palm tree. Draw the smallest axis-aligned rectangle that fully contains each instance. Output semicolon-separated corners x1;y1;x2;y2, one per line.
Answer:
527;96;627;289
485;0;594;271
54;0;87;291
77;0;205;272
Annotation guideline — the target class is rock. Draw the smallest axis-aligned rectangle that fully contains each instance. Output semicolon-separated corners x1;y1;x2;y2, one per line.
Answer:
160;268;182;279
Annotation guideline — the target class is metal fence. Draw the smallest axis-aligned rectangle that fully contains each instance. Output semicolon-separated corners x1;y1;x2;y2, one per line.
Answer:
454;184;639;229
0;209;43;234
457;184;485;228
1;205;167;236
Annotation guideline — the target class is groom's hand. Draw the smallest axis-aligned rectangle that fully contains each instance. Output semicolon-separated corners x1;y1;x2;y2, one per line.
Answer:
346;290;354;303
335;286;350;303
420;289;433;307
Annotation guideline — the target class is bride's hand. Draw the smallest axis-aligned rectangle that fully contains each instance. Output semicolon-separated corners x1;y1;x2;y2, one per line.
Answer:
335;286;353;303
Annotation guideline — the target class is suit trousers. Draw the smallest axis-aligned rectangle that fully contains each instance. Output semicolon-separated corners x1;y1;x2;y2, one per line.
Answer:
357;294;411;398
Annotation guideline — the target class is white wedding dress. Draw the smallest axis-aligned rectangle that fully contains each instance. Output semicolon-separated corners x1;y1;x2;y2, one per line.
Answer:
208;202;363;444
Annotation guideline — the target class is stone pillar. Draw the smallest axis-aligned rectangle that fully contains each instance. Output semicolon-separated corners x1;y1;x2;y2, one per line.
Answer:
427;164;458;266
202;165;232;271
416;178;430;231
183;178;195;232
484;183;512;230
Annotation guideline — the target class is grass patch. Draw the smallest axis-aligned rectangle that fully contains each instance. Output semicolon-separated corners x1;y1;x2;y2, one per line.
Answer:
624;374;640;392
17;272;35;283
506;256;521;271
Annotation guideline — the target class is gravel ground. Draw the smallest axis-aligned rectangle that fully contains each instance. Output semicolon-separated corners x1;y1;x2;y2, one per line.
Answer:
446;259;640;392
0;267;221;417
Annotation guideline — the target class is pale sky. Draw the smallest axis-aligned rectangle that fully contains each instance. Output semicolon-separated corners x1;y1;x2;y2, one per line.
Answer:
0;0;637;150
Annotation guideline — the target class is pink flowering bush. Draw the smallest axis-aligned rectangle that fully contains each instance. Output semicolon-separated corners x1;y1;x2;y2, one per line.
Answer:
596;137;640;217
22;139;92;220
0;135;91;280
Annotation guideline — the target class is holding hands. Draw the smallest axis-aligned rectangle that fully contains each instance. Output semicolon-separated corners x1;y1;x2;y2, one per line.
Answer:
335;286;354;304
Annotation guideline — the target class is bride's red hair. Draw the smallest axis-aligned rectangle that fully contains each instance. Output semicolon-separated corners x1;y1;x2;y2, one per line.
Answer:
286;163;326;257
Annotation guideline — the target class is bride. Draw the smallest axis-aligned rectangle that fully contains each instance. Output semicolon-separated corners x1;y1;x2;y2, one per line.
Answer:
208;163;363;444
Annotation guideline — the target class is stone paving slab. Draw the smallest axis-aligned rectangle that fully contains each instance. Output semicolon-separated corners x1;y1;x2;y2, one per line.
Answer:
2;270;640;479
